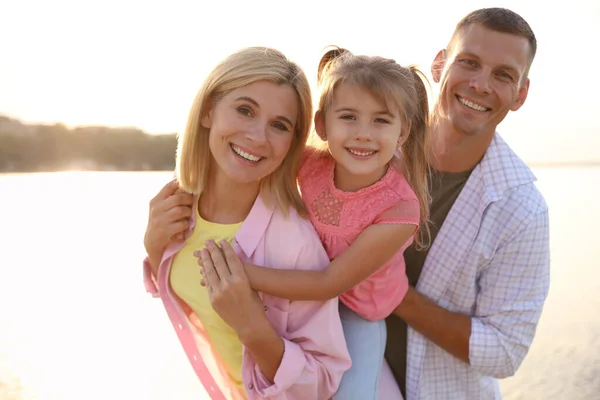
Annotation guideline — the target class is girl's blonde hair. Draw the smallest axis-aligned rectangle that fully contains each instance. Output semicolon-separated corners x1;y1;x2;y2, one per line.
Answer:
315;47;433;248
177;47;312;217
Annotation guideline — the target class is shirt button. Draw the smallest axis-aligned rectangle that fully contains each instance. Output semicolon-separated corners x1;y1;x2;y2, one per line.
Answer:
264;305;268;312
178;324;183;330
248;384;254;390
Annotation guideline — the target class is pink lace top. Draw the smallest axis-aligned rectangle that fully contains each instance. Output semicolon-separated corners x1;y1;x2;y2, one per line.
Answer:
299;153;420;321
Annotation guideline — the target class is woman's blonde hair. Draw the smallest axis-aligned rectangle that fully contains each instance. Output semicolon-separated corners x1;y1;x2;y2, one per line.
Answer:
177;47;312;217
315;47;433;248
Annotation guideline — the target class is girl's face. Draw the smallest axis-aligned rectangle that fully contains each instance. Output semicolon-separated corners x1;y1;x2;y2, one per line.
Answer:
316;83;407;192
202;80;298;190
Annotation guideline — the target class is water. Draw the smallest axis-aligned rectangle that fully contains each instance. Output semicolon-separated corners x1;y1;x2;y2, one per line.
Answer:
0;169;598;399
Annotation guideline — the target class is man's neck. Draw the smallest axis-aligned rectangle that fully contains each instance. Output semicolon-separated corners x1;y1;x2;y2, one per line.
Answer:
199;171;260;224
432;122;494;173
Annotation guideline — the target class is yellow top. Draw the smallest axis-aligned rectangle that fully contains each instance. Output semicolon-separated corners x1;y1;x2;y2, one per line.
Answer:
170;205;244;392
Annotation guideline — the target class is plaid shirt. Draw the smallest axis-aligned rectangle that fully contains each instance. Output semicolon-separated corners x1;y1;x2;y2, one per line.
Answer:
406;134;550;399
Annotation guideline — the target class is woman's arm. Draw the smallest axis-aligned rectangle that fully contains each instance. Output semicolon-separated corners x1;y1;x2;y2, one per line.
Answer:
199;238;351;396
245;222;416;301
244;238;352;399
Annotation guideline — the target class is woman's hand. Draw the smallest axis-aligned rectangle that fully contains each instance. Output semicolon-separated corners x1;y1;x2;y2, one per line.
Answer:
196;240;285;381
196;240;269;338
144;179;194;276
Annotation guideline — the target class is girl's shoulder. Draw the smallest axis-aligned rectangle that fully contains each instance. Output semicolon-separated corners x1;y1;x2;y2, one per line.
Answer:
386;167;418;201
299;147;334;186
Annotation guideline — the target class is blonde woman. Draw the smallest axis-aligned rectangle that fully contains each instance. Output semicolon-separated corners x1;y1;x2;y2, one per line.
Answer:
142;47;351;400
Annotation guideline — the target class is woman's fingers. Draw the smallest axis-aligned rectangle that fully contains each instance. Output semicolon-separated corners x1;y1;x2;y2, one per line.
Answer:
205;240;231;279
199;249;220;290
220;240;245;276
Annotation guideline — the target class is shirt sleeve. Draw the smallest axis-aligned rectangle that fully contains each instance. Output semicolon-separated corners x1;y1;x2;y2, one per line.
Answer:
374;197;421;227
247;241;352;399
469;209;550;378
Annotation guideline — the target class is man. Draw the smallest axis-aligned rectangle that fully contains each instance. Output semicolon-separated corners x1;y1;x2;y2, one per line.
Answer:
385;8;550;399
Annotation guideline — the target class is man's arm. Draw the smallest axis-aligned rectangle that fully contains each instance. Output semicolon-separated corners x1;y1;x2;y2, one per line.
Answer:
394;287;471;362
394;210;550;378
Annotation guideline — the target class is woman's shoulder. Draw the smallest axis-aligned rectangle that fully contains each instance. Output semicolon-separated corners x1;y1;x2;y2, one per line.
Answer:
264;207;330;271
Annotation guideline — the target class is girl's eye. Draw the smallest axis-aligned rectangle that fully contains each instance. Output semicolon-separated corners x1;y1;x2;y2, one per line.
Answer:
272;122;289;132
237;106;252;116
374;118;390;124
340;114;356;120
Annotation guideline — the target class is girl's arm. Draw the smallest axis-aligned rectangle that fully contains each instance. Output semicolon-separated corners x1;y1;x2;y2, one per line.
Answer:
245;222;416;301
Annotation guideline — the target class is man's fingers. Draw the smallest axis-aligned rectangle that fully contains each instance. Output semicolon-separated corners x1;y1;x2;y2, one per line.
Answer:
172;231;186;241
164;204;193;222
167;219;190;240
161;193;194;212
153;179;179;201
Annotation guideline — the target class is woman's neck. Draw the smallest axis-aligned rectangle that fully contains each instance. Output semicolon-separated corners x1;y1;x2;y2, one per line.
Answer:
198;170;260;224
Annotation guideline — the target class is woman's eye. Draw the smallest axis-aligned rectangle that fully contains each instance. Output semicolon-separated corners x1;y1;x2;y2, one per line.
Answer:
237;107;252;116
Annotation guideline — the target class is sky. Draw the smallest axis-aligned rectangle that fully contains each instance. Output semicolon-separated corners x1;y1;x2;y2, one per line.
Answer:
1;0;599;164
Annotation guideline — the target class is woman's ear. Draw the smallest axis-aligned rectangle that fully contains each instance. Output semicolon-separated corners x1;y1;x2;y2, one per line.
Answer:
201;107;213;129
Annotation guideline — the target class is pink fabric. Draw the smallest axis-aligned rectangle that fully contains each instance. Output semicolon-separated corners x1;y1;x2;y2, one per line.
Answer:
378;359;404;399
143;194;351;399
299;155;420;321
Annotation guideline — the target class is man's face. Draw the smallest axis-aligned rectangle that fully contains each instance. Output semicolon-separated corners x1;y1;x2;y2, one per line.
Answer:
433;23;531;139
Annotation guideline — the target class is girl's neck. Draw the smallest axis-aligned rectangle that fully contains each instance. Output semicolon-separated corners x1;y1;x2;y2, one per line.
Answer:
333;160;388;193
198;168;260;224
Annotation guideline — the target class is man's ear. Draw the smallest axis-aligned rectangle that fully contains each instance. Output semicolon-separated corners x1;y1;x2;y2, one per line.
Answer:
314;110;326;140
431;49;446;83
511;78;530;112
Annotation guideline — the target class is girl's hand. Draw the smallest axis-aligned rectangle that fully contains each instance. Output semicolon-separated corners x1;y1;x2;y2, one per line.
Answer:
144;179;194;274
195;240;269;339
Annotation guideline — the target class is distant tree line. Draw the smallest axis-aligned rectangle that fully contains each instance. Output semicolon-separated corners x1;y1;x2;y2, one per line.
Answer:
0;115;177;172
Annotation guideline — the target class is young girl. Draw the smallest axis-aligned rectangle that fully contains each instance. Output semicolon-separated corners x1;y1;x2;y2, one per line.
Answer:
199;47;431;399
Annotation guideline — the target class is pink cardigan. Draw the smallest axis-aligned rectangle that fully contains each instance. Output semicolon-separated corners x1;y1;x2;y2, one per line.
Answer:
143;195;351;399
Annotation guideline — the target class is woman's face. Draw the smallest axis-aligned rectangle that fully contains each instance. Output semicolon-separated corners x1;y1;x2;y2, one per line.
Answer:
202;80;298;187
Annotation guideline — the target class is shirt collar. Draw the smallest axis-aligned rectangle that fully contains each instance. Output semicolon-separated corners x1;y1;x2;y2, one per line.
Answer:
188;193;275;258
477;132;537;202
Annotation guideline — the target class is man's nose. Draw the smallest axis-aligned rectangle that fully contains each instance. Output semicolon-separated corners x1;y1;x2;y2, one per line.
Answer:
469;70;492;95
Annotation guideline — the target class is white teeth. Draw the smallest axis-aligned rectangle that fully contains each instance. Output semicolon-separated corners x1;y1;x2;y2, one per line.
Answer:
458;96;488;112
231;144;262;162
348;148;376;157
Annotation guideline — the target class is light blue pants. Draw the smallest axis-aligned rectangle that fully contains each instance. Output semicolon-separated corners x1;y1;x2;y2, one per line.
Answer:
333;303;386;400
